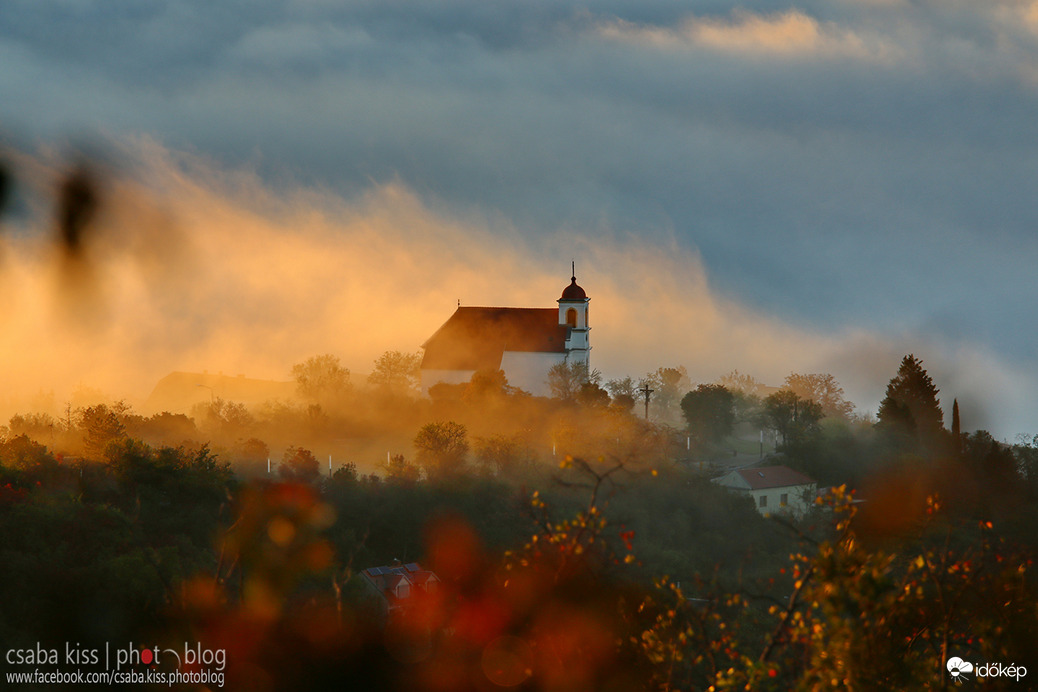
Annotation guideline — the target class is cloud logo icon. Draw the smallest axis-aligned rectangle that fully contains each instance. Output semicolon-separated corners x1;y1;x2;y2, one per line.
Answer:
947;657;973;682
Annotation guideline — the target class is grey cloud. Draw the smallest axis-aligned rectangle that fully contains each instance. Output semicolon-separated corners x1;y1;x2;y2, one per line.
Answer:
2;0;1038;434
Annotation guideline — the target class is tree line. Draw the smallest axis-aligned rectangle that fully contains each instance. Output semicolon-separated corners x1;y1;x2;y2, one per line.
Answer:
1;351;1036;689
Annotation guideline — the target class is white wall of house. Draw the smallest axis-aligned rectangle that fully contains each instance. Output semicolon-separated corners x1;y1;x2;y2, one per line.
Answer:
748;485;816;518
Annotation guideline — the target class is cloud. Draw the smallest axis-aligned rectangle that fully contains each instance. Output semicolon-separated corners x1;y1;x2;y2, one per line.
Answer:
1;138;1033;437
2;2;1038;436
596;10;897;62
223;22;375;73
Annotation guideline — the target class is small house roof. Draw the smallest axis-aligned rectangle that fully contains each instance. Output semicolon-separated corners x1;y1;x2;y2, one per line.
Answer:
383;573;409;590
361;562;440;601
716;465;816;491
408;570;438;586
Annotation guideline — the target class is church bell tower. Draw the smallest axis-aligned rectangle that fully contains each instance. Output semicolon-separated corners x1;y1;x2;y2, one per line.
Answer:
558;263;590;368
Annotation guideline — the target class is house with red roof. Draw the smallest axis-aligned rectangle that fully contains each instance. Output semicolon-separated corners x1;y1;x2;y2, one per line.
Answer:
713;465;817;518
359;562;441;619
420;268;590;396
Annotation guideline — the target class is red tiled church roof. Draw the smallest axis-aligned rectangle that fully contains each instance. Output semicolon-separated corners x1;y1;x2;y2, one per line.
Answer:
421;307;568;371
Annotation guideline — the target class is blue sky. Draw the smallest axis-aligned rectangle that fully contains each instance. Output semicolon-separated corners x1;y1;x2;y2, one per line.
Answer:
2;0;1037;436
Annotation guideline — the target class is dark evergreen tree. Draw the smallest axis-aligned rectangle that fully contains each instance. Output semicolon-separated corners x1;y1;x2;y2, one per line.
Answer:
951;398;962;455
876;354;944;453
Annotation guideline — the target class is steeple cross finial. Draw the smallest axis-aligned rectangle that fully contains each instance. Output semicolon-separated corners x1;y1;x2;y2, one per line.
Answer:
571;260;575;281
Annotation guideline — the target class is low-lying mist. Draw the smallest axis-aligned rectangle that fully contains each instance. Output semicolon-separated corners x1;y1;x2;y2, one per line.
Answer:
0;136;1031;437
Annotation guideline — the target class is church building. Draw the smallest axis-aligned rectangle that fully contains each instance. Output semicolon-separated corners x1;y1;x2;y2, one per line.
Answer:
419;269;590;396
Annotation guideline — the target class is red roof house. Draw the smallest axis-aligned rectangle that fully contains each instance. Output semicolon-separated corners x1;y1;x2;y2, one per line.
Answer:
713;465;817;518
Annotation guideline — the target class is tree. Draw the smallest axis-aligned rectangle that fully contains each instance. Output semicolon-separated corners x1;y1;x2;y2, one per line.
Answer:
193;398;254;441
763;390;823;447
876;355;944;452
604;376;637;399
292;354;351;405
577;381;611;408
379;453;421;484
414;421;469;478
77;404;127;459
473;434;531;476
1014;434;1038;496
8;413;59;441
0;434;54;469
234;437;270;475
604;376;637;412
716;369;766;398
368;351;422;393
952;398;962;456
465;369;512;401
963;431;1018;494
680;385;735;444
713;371;766;425
783;372;854;420
135;412;198;446
639;366;689;423
278;446;321;483
548;361;599;401
610;394;636;413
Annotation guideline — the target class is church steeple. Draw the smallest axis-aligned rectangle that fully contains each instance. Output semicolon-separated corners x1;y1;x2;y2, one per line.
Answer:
558;265;590;367
560;262;587;302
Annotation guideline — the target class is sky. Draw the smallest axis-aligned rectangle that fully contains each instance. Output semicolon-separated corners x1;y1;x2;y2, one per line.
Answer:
1;0;1037;437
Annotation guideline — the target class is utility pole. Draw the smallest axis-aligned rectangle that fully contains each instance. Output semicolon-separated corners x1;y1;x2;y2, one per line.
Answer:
638;384;654;420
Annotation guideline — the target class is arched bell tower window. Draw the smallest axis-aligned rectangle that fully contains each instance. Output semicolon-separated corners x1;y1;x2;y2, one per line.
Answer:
566;308;577;328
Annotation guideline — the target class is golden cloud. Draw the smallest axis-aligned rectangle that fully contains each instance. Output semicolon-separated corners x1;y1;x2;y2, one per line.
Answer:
598;10;898;62
0;137;1027;430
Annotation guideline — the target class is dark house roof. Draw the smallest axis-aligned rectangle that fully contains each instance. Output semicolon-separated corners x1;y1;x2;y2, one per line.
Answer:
361;563;440;606
421;307;568;371
735;466;815;490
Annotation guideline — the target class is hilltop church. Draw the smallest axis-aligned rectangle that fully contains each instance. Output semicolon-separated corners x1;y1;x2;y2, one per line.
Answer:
419;269;590;396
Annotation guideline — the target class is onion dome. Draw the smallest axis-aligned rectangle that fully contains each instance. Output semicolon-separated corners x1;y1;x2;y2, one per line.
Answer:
560;275;586;301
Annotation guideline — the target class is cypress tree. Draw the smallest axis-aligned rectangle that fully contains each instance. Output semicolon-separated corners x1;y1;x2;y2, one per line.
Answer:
951;398;962;455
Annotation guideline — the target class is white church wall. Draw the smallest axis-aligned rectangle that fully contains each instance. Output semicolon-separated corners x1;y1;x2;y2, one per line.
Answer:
499;351;567;396
565;329;589;351
558;302;588;329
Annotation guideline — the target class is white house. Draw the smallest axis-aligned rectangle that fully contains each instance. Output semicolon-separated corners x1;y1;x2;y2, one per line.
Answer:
713;465;817;518
419;269;590;396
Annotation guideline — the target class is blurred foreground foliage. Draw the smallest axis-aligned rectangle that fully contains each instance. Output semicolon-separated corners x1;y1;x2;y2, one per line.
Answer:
1;426;1035;690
